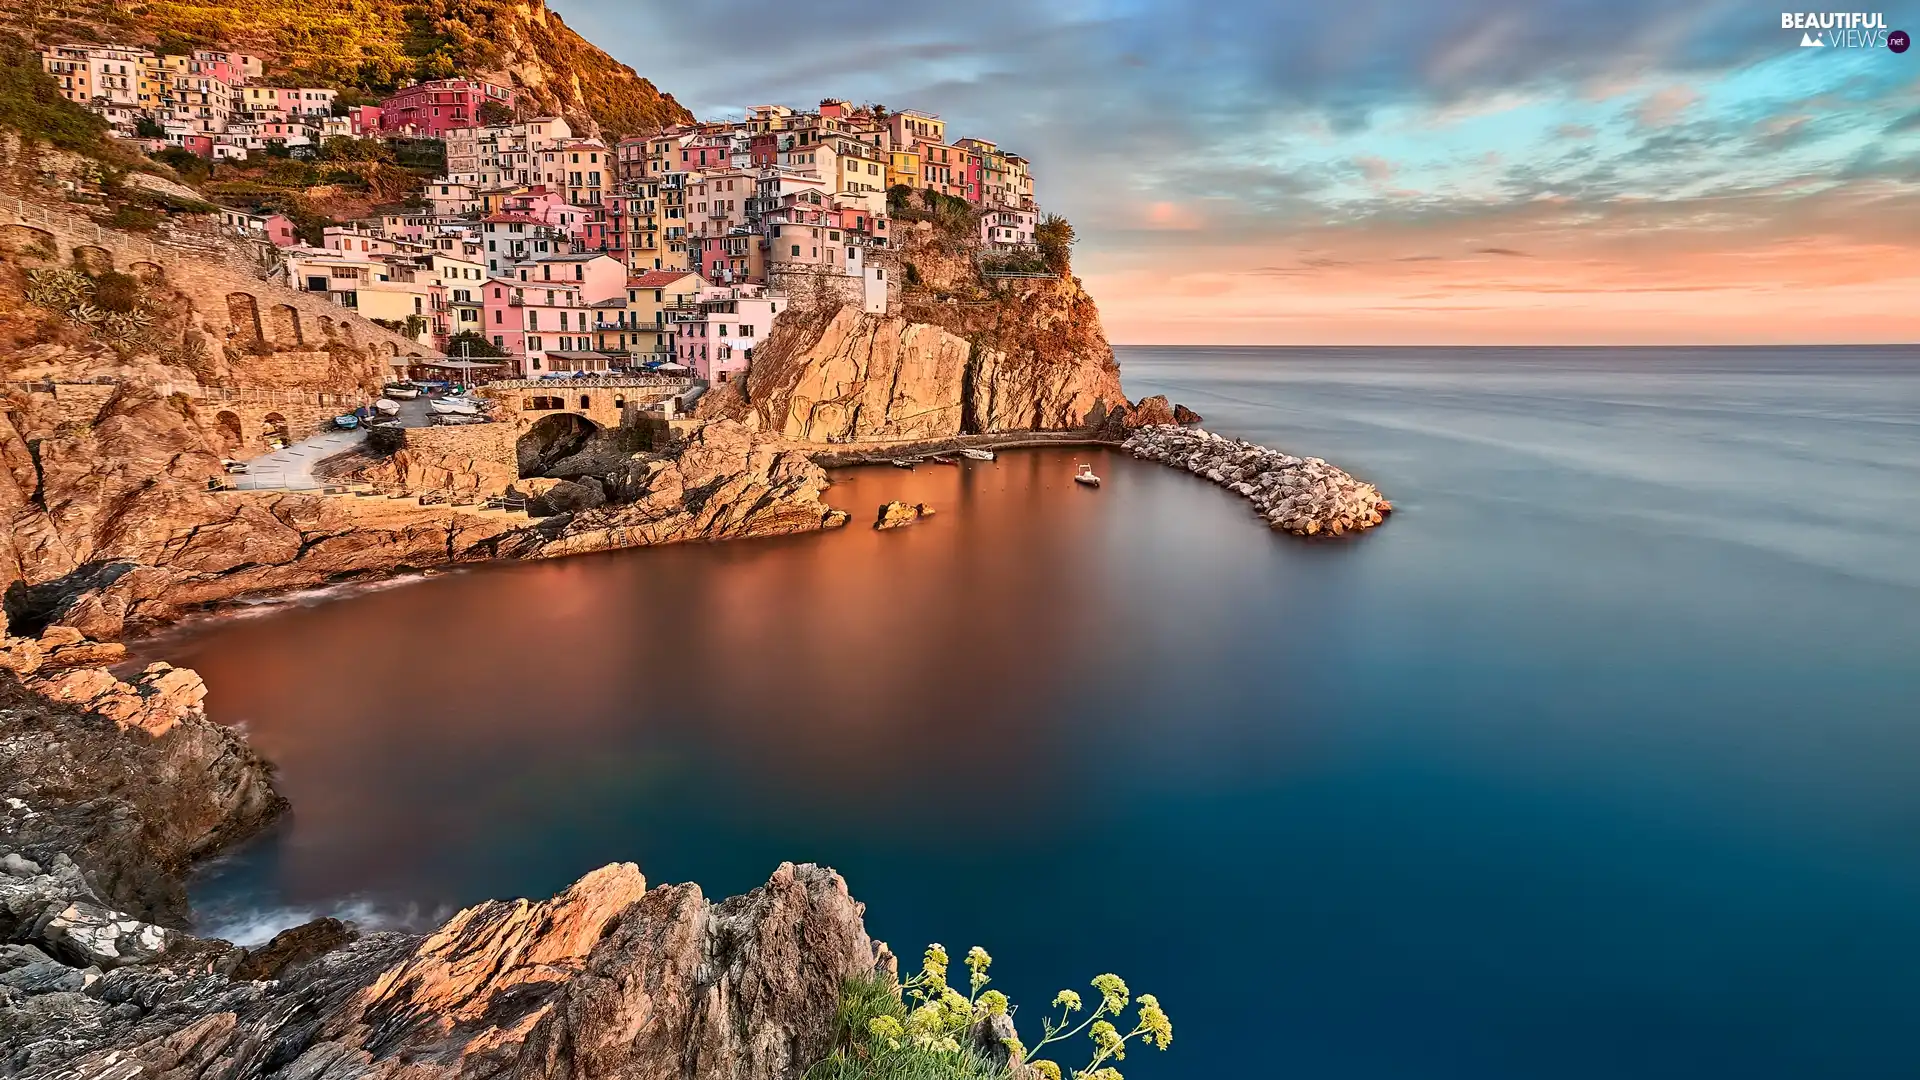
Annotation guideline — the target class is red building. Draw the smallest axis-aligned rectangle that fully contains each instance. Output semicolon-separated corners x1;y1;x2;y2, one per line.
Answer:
378;79;515;137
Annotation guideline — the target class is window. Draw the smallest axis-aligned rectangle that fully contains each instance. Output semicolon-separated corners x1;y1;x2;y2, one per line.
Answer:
791;244;800;256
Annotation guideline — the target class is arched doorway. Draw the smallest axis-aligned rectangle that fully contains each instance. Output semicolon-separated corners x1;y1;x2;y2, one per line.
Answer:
215;410;244;453
516;412;600;478
262;411;290;448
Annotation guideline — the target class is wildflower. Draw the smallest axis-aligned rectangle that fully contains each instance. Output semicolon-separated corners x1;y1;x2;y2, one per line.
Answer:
1051;989;1083;1013
1086;1069;1125;1080
1091;1019;1127;1062
1135;994;1172;1051
1031;1062;1063;1080
1091;973;1130;1014
867;1015;904;1050
965;945;993;990
977;989;1010;1017
921;943;950;986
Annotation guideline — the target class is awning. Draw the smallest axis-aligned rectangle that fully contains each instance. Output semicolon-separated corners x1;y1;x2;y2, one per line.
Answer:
415;359;508;370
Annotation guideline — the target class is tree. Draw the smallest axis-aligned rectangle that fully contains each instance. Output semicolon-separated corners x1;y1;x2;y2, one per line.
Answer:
479;99;514;126
1036;214;1076;273
445;330;508;358
134;116;164;139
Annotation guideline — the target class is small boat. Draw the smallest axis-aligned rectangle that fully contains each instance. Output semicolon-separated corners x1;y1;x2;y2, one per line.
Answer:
382;384;420;400
925;455;959;466
374;398;400;415
955;448;995;461
1073;463;1101;488
333;414;361;430
890;458;915;469
430;398;478;416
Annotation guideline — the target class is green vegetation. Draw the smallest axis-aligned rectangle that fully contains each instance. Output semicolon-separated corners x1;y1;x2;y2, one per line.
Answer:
445;329;507;358
0;37;112;156
22;266;158;352
1035;215;1075;274
95;0;690;135
806;946;1172;1080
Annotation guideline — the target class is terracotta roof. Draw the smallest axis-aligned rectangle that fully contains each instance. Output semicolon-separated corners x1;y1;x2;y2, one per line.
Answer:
627;270;703;288
482;213;546;225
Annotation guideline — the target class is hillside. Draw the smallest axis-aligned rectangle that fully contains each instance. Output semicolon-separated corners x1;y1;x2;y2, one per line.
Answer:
3;0;690;138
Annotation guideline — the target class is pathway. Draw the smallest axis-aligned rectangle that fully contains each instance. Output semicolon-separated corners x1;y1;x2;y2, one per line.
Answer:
227;427;365;490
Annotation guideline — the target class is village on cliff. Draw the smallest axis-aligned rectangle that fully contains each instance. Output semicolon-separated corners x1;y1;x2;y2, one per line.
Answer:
37;45;1046;386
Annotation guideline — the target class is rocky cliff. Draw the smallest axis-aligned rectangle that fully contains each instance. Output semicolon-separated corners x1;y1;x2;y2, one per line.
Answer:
730;218;1126;444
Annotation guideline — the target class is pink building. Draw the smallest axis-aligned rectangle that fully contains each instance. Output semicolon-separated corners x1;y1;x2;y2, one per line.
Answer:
348;105;382;135
379;78;515;137
509;253;626;305
483;277;596;376
674;286;783;384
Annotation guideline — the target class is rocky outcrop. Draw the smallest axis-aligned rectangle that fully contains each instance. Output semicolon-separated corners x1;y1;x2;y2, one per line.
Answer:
1123;425;1392;536
0;857;880;1080
748;307;972;442
0;667;283;925
745;270;1125;444
1173;403;1204;425
874;501;934;530
526;419;850;558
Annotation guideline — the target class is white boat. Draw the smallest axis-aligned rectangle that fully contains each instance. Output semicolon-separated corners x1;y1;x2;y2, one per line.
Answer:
1074;463;1101;488
430;398;478;416
374;398;400;415
955;448;995;461
382;385;420;400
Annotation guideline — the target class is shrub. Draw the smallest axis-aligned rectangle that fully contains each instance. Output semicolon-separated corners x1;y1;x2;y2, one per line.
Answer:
806;946;1173;1080
106;206;164;233
445;330;509;358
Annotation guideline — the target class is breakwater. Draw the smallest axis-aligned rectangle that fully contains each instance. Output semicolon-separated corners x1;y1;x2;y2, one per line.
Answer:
1121;424;1391;535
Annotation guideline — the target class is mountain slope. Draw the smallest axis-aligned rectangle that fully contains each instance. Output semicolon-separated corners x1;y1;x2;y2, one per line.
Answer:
5;0;690;138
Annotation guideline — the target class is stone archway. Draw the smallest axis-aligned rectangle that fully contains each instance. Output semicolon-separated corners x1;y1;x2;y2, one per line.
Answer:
227;292;264;345
70;245;113;275
516;412;601;478
214;410;244;453
268;304;303;347
262;411;290;447
0;224;56;260
127;260;165;284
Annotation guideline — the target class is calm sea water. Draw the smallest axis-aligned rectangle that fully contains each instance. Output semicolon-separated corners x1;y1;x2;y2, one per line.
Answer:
164;346;1920;1079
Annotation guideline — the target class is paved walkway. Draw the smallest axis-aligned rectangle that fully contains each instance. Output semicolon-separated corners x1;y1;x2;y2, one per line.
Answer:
228;427;365;490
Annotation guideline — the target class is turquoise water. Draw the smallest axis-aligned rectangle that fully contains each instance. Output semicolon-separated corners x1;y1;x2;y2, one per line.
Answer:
176;346;1920;1078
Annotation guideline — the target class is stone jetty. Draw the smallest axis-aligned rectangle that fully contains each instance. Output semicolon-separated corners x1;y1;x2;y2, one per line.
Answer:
1121;425;1391;536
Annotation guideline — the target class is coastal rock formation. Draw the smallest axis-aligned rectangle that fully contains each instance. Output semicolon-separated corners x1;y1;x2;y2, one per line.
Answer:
874;501;935;530
0;856;880;1080
528;419;850;557
0;667;283;925
744;269;1125;444
1173;403;1204;425
1123;425;1392;536
748;306;973;442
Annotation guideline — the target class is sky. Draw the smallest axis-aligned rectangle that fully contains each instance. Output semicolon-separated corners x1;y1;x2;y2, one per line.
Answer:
554;0;1920;345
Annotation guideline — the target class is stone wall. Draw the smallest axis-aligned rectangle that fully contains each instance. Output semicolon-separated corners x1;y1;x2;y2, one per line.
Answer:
352;422;518;496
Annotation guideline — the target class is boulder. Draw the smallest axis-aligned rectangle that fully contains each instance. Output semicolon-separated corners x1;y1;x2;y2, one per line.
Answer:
874;501;935;530
233;917;358;982
35;900;175;969
1173;403;1204;424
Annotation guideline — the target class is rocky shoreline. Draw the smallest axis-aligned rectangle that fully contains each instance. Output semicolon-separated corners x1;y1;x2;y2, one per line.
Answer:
1121;424;1392;536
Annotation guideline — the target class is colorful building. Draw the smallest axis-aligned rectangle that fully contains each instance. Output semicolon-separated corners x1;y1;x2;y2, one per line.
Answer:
379;78;515;137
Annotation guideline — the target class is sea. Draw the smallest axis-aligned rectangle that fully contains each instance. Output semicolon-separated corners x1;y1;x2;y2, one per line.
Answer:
158;346;1920;1079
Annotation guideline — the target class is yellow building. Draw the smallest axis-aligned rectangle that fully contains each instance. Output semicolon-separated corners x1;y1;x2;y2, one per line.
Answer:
605;269;706;359
887;149;921;191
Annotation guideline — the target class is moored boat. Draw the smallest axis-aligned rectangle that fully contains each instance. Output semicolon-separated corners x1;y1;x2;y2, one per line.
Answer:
890;458;915;469
955;448;995;461
430;398;479;416
382;384;420;400
333;414;361;430
1074;463;1101;488
374;398;400;415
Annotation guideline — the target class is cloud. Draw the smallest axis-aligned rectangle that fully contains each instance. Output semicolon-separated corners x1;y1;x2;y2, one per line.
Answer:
1553;123;1597;140
1634;84;1701;128
1353;155;1396;184
1475;247;1531;257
